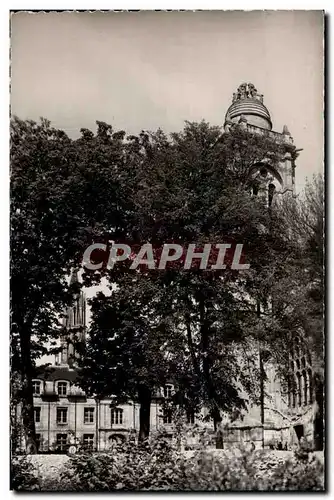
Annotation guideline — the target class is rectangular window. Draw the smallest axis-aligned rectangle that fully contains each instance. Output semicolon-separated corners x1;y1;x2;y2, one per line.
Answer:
84;407;95;424
164;385;173;399
163;409;173;424
34;407;41;423
111;408;123;425
57;407;68;424
83;434;94;450
57;382;67;396
32;381;41;395
56;433;67;451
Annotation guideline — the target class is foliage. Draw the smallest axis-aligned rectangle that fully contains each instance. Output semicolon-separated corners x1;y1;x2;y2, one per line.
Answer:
79;121;292;437
10;455;40;491
10;117;130;448
267;453;324;491
11;114;324;453
56;435;324;492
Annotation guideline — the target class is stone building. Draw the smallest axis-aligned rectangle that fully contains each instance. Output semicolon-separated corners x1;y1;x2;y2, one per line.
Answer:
222;84;321;450
16;83;321;453
224;81;298;203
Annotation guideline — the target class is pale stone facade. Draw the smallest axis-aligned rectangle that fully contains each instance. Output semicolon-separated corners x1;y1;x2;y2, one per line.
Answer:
224;82;299;200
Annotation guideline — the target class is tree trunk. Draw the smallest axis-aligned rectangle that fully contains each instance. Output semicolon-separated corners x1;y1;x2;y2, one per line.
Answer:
138;385;152;443
199;297;224;449
212;407;224;449
19;327;37;454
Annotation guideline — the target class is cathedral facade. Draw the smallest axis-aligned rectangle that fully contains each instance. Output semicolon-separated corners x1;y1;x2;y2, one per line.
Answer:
15;83;320;453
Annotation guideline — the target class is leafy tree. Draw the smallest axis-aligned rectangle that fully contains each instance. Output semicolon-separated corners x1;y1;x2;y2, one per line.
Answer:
254;174;324;449
80;121;290;445
79;284;173;441
10;117;129;451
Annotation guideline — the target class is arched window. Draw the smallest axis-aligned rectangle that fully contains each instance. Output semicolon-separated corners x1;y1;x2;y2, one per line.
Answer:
296;372;302;406
308;369;313;404
260;167;268;178
302;370;307;405
290;375;297;408
252;184;259;196
307;351;312;367
268;184;276;207
111;408;123;425
292;388;296;408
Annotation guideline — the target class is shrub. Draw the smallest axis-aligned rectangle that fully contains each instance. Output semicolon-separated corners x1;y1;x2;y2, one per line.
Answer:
267;454;324;491
11;455;40;491
58;433;324;492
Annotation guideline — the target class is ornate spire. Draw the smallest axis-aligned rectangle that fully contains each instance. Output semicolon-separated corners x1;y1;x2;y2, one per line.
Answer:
226;82;272;131
247;83;258;98
59;270;86;366
282;124;291;136
233;82;262;101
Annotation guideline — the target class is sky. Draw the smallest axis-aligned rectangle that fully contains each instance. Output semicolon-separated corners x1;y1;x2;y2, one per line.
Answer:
11;10;324;192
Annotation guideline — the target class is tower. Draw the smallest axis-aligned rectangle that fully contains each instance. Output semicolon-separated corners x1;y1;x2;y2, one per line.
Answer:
224;82;300;204
58;268;86;367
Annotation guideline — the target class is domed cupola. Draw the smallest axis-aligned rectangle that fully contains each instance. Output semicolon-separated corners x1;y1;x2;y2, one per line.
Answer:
225;83;272;131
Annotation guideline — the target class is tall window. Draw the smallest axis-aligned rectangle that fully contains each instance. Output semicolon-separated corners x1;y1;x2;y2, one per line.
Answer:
163;409;173;424
308;369;313;405
302;370;308;406
268;184;276;207
111;408;123;425
83;434;94;450
57;382;68;396
34;407;41;423
164;384;173;399
292;388;296;408
252;184;259;196
32;381;41;395
56;433;67;451
296;373;302;406
289;338;313;408
57;407;68;424
84;407;95;424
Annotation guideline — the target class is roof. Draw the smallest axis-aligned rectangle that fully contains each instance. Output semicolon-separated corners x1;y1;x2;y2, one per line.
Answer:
34;365;79;383
226;98;272;128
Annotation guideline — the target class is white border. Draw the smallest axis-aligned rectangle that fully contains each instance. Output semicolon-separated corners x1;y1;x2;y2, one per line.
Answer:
2;3;330;498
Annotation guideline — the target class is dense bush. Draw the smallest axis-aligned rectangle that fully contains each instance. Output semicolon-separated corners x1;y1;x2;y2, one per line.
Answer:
267;454;324;491
11;455;40;491
57;434;324;492
11;434;324;491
